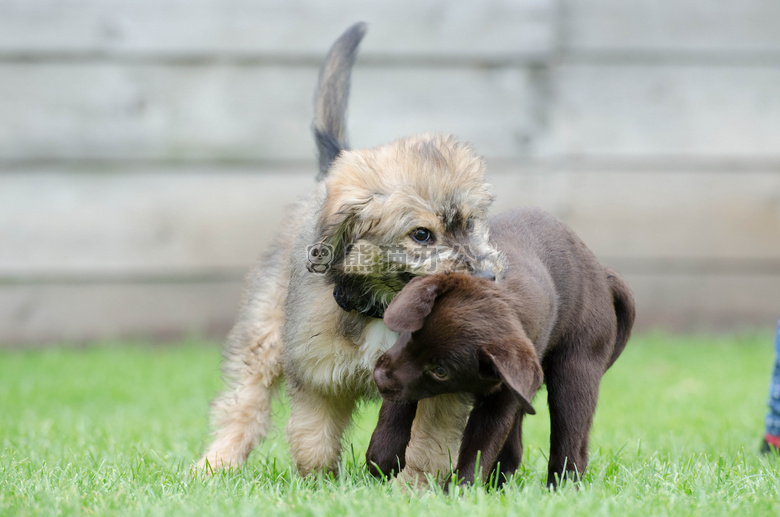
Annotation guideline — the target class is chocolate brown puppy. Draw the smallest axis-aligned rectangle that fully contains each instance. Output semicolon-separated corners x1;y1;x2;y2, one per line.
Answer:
368;207;635;488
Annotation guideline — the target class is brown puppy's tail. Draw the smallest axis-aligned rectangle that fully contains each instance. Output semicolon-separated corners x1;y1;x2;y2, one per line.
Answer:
314;22;367;180
604;266;636;369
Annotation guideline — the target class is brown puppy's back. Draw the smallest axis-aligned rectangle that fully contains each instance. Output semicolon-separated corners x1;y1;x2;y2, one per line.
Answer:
489;208;636;485
370;207;636;488
489;208;626;367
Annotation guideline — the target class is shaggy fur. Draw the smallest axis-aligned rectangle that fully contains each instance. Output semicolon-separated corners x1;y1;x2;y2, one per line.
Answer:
197;23;503;477
369;208;636;488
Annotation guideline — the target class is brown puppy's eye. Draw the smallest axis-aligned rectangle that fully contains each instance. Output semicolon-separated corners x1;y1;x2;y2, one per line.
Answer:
430;365;448;380
411;228;435;245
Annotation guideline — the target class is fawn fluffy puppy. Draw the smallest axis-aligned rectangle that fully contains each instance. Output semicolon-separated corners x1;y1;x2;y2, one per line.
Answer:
197;23;503;476
370;208;636;488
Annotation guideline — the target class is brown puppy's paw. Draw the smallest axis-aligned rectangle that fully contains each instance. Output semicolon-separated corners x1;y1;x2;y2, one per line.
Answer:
366;447;405;478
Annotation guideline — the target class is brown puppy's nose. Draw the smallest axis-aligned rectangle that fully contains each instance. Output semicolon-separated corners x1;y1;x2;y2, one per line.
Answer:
373;355;400;394
373;366;390;389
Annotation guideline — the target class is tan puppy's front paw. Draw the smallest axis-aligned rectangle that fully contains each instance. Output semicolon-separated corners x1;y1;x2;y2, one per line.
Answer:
192;453;239;476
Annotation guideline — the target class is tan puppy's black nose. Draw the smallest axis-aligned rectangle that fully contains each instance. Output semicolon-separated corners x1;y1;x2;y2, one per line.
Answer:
473;269;496;281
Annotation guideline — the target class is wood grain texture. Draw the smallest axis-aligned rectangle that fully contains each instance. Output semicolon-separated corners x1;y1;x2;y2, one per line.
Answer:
4;62;779;161
543;65;780;158
0;168;315;274
563;0;780;53
0;281;242;345
625;272;780;332
3;166;779;277
0;63;538;161
2;1;779;342
489;168;780;261
2;272;778;346
3;165;777;342
0;0;553;56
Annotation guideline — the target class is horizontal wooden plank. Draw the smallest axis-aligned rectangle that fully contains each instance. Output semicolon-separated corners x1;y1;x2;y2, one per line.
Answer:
564;0;780;53
489;169;780;261
544;65;780;158
1;166;779;278
0;0;553;57
0;281;241;345
1;272;778;345
0;63;538;161
624;272;780;332
0;168;315;274
4;62;780;161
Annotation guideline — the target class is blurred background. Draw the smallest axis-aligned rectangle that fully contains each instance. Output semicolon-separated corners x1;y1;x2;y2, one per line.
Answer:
1;0;778;345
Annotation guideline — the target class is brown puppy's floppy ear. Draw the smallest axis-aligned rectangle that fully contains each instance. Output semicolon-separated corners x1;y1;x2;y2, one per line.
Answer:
478;337;544;415
383;276;446;333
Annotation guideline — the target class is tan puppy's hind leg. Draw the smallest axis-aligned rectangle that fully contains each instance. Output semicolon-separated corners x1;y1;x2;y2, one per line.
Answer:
198;304;284;473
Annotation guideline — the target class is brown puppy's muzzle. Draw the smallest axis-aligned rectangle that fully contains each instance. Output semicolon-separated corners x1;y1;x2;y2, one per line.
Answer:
373;353;400;396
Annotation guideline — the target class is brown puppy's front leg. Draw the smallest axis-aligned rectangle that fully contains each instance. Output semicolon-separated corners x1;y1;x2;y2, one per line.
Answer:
491;412;524;487
366;400;418;477
450;386;521;489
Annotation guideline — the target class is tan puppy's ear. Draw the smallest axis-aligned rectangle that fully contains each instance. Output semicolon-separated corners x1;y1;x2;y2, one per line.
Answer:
314;154;376;260
314;192;372;263
478;337;544;415
383;276;446;333
314;206;357;261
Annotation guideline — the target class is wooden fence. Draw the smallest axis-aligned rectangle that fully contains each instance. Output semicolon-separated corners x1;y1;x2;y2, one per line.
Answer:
1;0;779;344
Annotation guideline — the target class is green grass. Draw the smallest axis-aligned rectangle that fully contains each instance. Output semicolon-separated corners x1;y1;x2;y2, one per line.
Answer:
1;333;779;516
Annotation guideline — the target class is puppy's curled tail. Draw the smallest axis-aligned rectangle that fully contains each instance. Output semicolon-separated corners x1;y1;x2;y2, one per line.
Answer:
604;266;636;369
314;22;367;180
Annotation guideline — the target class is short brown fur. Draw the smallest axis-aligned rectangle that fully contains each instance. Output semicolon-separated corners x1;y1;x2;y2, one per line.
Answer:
369;207;636;488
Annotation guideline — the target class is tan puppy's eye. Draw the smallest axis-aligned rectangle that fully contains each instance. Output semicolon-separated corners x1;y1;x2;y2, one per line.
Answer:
430;365;448;380
466;217;475;232
410;228;435;245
